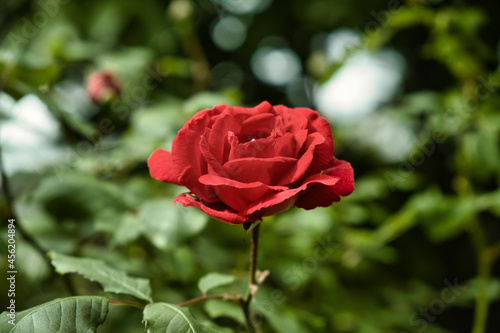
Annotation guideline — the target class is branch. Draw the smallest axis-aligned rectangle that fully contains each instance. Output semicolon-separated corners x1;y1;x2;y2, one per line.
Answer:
109;299;147;309
469;218;491;333
177;293;241;307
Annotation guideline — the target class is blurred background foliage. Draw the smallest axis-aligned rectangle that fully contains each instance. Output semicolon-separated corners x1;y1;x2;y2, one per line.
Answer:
1;0;500;332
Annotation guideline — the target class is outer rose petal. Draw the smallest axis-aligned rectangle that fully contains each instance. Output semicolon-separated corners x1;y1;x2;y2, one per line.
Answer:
174;193;257;225
295;158;354;210
323;158;355;196
278;132;325;185
172;107;224;202
147;149;181;185
199;174;287;211
241;174;341;216
276;105;335;176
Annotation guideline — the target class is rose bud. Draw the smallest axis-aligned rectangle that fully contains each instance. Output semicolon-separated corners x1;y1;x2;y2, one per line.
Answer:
148;101;354;226
86;70;121;104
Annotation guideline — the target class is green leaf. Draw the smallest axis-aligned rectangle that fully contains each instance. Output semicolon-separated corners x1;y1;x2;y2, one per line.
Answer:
198;273;236;294
143;303;222;333
204;299;246;325
49;251;152;302
10;62;61;88
33;174;131;223
0;296;109;332
254;301;310;333
135;199;207;250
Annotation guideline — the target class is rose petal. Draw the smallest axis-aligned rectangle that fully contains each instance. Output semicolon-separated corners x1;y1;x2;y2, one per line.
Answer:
323;157;355;196
172;108;224;202
228;133;270;160
241;174;341;216
295;158;354;210
199;174;287;211
208;110;249;164
206;102;274;164
273;105;308;133
228;132;297;160
238;113;275;142
275;105;335;176
243;191;300;217
278;132;325;185
272;132;297;158
232;101;273;116
174;193;255;225
293;129;308;155
300;108;336;175
288;106;334;152
200;133;225;176
147;149;182;185
223;156;297;185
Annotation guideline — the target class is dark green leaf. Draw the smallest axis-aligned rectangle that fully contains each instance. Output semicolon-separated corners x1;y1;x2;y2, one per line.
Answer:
143;303;222;333
0;296;109;332
49;252;152;302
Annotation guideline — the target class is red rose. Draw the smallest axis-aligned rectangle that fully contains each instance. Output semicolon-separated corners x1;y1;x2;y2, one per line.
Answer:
148;102;354;225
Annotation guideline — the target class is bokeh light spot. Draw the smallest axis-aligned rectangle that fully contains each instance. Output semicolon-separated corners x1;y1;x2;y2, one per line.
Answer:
251;47;302;86
211;16;247;51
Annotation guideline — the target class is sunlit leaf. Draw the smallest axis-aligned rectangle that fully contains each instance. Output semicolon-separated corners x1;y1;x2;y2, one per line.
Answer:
204;299;245;325
198;272;236;294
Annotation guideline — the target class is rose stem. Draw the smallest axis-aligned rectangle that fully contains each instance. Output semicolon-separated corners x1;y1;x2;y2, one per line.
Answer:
241;222;262;333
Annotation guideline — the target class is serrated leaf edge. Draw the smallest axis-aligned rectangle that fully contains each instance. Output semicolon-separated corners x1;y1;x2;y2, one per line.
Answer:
49;252;152;302
8;296;108;333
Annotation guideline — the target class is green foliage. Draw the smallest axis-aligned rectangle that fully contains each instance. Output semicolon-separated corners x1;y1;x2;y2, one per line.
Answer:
114;199;208;250
204;299;246;326
143;303;221;333
0;296;109;333
198;273;237;295
1;0;500;332
49;252;152;302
